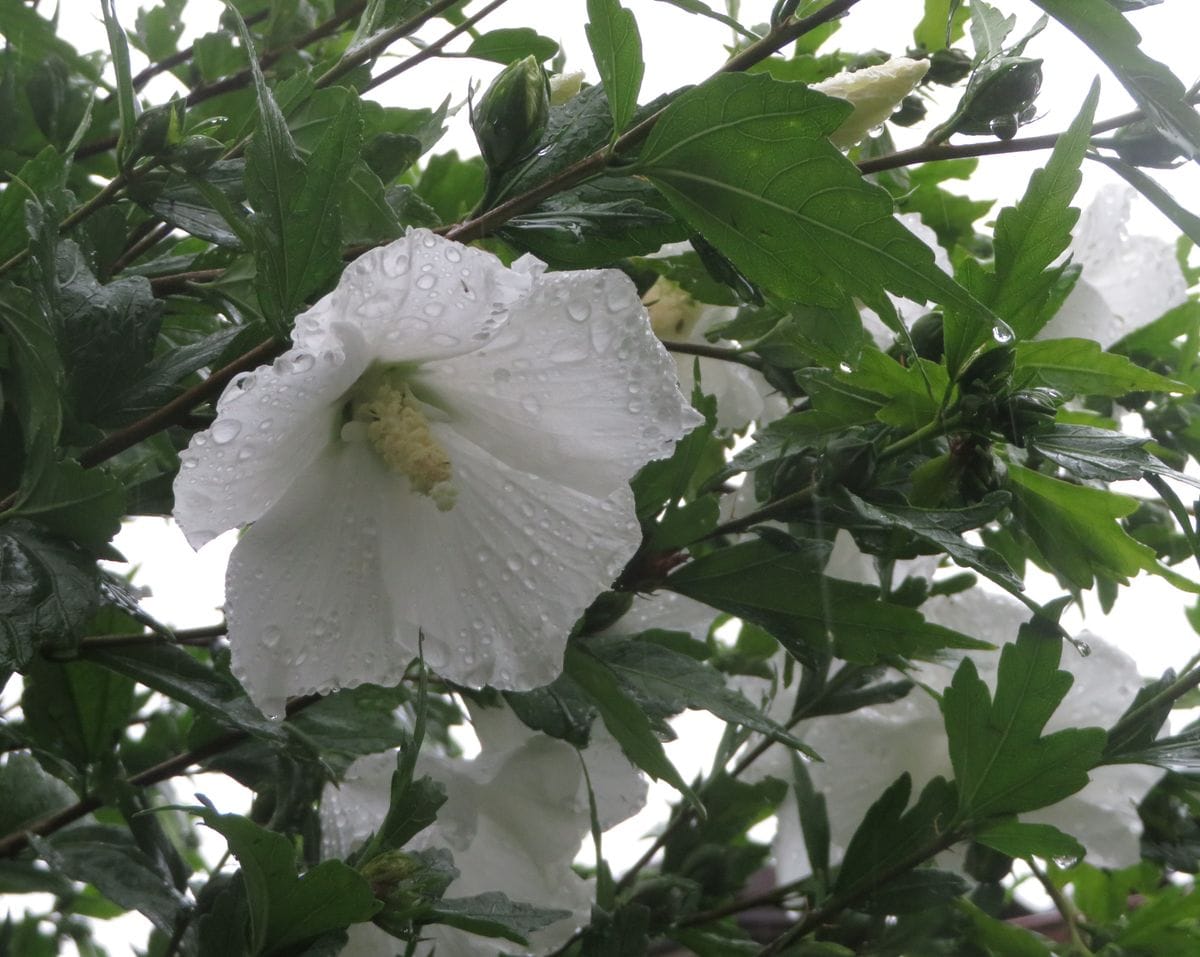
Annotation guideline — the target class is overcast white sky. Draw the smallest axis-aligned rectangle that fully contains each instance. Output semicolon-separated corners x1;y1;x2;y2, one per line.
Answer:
29;3;1200;952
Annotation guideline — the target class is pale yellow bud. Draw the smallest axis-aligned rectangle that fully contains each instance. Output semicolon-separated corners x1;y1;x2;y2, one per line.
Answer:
812;57;930;149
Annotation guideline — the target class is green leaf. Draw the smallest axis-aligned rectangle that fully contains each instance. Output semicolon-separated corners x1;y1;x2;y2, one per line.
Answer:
9;459;126;547
914;0;969;50
986;82;1098;339
33;827;186;935
960;899;1054;956
426;892;570;944
0;282;62;454
842;491;1022;592
354;759;446;866
503;673;597;748
466;28;559;64
1029;424;1200;487
565;644;701;809
0;521;99;670
83;643;290;746
1013;338;1190;398
639;73;998;341
21;657;136;768
861;867;969;915
1008;462;1198;592
194;809;379;954
584;634;817;756
416;151;486;224
973;818;1085;862
942;622;1106;818
1030;0;1200;159
666;539;990;668
99;0;137;160
834;773;960;902
586;0;644;137
0;752;76;835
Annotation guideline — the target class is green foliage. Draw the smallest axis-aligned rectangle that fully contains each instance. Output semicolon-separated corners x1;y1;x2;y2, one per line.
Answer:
586;0;645;137
942;622;1106;818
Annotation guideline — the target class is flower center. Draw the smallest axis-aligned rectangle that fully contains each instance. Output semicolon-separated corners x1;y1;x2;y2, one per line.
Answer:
351;381;458;511
644;277;701;341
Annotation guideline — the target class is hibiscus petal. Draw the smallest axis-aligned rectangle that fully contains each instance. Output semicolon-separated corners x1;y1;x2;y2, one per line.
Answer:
173;339;368;549
292;229;532;363
224;441;413;718
418;268;703;499
375;430;643;691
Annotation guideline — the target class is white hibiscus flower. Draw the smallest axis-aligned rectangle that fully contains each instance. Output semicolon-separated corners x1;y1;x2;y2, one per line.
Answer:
173;229;702;716
1039;185;1190;348
812;57;931;150
764;589;1161;880
322;703;647;957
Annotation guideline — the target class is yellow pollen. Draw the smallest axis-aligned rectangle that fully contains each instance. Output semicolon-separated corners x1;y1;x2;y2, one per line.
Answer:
357;383;457;511
644;276;702;341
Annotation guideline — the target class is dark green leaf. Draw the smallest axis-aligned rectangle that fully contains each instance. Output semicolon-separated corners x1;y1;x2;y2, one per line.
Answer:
861;867;968;915
1030;424;1200;488
667;540;989;668
466;28;559;64
503;673;597;748
21;657;135;768
82;643;289;746
426;892;570;944
584;634;817;755
0;752;76;835
33;828;186;934
0;521;99;670
586;0;644;136
565;644;701;808
0;282;62;454
1096;154;1200;245
8;459;125;547
973;818;1086;864
415;151;486;224
652;0;756;39
942;622;1106;817
1013;338;1189;398
639;73;997;336
1031;0;1200;158
194;808;379;953
1008;463;1197;592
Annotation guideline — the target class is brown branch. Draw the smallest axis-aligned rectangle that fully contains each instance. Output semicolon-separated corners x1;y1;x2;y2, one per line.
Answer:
0;693;321;859
128;11;270;93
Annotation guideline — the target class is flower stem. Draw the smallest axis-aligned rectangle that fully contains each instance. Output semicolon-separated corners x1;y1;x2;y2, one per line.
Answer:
664;339;766;370
1029;859;1095;957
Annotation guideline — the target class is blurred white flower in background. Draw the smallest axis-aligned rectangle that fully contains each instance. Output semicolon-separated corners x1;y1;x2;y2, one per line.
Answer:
173;229;701;716
322;703;647;957
765;588;1162;881
1039;185;1190;348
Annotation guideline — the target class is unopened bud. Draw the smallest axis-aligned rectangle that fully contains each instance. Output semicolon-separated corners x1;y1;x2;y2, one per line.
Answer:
128;98;185;164
1111;119;1186;169
812;57;931;149
473;55;550;172
891;94;927;127
925;48;972;87
548;70;585;106
956;57;1043;139
170;134;224;174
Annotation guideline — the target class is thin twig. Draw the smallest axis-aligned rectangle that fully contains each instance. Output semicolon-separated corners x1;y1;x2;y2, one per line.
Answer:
664;340;765;371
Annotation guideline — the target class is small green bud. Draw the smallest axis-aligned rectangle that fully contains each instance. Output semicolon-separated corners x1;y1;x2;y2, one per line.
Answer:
925;48;972;87
956;58;1043;138
361;850;423;901
473;55;550;172
890;93;927;127
819;434;877;493
128;97;185;164
958;343;1015;394
1000;387;1060;445
170;134;225;174
908;311;944;361
1110;119;1186;168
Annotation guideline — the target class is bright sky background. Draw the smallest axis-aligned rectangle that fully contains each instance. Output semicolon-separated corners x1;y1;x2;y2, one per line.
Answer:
28;1;1200;953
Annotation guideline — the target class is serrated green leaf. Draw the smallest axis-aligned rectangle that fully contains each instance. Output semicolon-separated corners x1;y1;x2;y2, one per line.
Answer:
503;673;598;748
1030;424;1200;488
1013;338;1190;398
987;82;1098;339
0;752;76;836
0;281;62;454
194;809;379;953
426;891;570;944
466;28;559;64
22;657;135;768
565;644;701;809
1008;462;1198;592
1097;154;1200;245
667;539;990;668
0;521;99;669
33;827;186;935
942;623;1106;817
834;773;959;902
914;0;969;50
973;819;1085;862
586;0;644;137
639;72;997;341
960;898;1054;956
9;459;125;547
1031;0;1200;159
584;634;817;756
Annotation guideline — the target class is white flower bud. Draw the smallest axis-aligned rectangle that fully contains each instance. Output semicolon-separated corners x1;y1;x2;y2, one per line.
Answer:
813;56;930;149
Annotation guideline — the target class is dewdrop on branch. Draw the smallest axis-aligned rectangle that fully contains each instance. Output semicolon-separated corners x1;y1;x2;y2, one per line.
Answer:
172;229;701;716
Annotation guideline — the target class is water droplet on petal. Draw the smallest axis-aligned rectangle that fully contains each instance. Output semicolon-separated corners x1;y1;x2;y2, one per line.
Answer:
211;419;243;444
567;300;591;322
424;302;445;318
290;352;315;373
521;395;541;414
416;273;437;291
431;333;459;347
262;626;282;648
